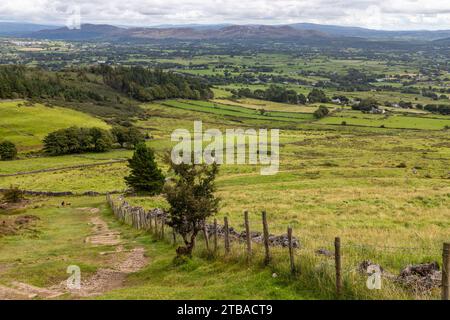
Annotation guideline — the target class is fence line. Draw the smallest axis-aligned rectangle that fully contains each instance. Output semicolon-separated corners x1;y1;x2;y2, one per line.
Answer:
106;194;448;300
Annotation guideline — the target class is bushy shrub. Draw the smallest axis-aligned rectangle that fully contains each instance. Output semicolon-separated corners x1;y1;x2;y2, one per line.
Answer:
2;185;24;203
165;160;219;257
313;106;330;119
0;141;17;161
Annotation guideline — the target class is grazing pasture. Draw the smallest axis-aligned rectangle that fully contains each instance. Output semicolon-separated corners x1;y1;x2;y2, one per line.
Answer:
0;101;109;152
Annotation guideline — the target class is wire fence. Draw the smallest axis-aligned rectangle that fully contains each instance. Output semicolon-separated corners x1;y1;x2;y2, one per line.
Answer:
106;194;449;300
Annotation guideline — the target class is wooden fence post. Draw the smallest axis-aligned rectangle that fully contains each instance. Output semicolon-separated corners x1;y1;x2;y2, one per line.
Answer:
244;210;252;262
149;213;153;233
288;226;296;275
154;216;158;235
443;242;450;300
172;228;177;245
262;211;271;265
203;222;210;252
224;217;230;255
213;218;218;253
140;209;144;230
137;210;141;229
144;211;149;231
335;237;342;299
161;216;165;239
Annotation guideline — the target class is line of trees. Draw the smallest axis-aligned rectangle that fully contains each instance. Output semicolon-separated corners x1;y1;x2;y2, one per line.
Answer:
231;85;330;105
43;127;114;156
43;125;147;156
420;104;450;115
231;85;307;104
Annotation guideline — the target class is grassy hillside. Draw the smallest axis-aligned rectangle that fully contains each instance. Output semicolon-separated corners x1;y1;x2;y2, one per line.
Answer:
0;196;318;299
0;97;449;300
0;101;110;152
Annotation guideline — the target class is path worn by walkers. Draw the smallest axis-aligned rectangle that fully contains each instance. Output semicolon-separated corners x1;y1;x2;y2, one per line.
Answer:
0;210;147;300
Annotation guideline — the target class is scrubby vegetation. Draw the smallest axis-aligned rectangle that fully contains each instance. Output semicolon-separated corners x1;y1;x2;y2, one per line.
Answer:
313;106;330;119
0;140;17;160
1;185;24;203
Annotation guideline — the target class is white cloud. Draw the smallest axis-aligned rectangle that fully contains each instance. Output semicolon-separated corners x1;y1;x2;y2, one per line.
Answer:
0;0;450;30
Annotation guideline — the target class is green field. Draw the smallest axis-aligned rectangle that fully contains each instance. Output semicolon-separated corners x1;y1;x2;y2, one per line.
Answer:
0;96;448;299
319;112;450;130
161;99;313;123
0;101;110;152
1;48;450;300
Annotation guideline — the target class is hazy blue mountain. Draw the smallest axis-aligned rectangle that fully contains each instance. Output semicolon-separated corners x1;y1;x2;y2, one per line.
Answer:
24;22;450;42
0;22;59;36
288;23;450;40
30;24;123;40
152;23;232;30
29;24;328;41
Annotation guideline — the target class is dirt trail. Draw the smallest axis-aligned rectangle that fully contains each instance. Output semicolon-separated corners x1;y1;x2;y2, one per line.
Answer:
58;247;147;297
0;210;147;300
85;215;121;246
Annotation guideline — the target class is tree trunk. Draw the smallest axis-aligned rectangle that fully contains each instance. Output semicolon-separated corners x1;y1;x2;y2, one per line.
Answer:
176;231;198;257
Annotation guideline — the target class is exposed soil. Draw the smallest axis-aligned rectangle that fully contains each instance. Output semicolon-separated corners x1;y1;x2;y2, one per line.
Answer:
56;247;147;297
0;210;147;300
0;214;39;236
0;200;30;212
85;216;121;246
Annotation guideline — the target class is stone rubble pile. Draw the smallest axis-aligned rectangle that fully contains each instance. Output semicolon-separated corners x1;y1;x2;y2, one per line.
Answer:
358;260;442;294
397;262;442;293
205;224;300;248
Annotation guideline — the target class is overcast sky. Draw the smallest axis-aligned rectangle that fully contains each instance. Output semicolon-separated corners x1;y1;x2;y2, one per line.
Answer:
1;0;450;30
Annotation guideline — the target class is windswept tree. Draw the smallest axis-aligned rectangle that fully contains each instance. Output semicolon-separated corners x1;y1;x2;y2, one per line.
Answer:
125;143;165;194
164;160;220;257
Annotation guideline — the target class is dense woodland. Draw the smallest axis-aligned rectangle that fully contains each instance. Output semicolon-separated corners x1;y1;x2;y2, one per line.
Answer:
95;65;213;101
0;65;213;103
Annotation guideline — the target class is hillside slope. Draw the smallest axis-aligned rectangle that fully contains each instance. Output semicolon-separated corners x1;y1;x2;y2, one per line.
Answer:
0;101;109;151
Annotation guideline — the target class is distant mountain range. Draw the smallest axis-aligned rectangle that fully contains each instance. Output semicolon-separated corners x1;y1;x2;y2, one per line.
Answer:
0;22;59;36
288;23;450;40
27;24;328;41
2;21;450;42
